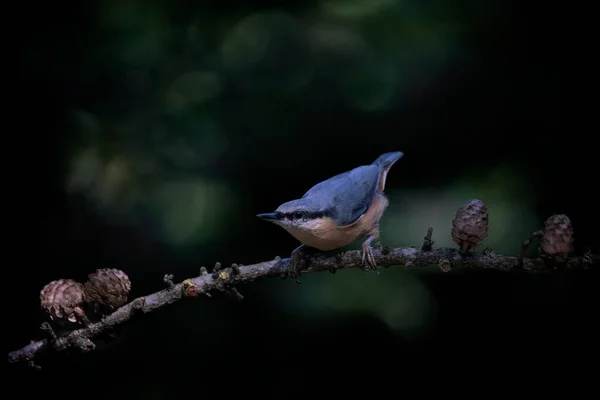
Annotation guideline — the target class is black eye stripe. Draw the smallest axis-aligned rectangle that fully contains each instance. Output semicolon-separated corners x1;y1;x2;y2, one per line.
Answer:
281;211;327;220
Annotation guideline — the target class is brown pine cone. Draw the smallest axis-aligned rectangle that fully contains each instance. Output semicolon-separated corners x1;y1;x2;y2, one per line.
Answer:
451;199;489;254
84;268;131;313
40;279;87;325
539;214;574;264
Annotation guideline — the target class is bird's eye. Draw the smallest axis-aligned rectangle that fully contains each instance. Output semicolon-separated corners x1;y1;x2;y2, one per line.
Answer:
294;211;306;220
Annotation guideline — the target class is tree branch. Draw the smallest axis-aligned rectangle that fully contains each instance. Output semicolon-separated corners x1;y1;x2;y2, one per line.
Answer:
8;229;598;366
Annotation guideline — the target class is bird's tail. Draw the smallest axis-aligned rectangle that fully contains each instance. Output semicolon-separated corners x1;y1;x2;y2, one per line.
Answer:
373;151;404;193
373;151;404;170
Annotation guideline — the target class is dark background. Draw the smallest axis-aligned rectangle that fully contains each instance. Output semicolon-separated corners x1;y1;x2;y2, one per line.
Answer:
10;0;595;395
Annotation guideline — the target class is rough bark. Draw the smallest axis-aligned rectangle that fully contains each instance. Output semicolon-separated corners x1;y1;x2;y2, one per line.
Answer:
8;228;598;367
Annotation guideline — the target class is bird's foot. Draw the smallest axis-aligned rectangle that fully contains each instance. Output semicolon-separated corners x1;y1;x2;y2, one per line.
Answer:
289;244;306;284
361;235;380;273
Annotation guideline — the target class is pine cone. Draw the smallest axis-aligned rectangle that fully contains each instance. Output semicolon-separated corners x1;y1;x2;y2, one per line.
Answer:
40;279;87;325
539;214;574;264
84;269;131;313
451;199;489;254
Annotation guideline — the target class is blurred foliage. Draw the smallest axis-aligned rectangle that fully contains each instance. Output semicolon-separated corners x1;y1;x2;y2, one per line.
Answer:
274;267;438;339
64;0;462;245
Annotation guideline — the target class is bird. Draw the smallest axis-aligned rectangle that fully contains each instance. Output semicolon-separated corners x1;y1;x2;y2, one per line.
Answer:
257;151;404;283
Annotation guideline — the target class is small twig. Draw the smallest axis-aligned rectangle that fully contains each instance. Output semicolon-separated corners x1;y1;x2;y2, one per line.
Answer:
422;227;434;252
40;322;57;342
231;263;241;275
8;245;598;366
518;230;544;268
458;241;471;256
163;274;175;289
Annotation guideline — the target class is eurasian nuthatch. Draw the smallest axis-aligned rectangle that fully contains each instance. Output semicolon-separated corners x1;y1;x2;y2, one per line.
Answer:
257;151;403;282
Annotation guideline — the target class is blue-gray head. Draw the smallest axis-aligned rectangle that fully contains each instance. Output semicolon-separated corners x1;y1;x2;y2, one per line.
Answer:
256;197;331;231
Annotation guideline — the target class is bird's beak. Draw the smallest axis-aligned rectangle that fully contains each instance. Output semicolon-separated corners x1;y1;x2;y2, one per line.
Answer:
256;212;278;221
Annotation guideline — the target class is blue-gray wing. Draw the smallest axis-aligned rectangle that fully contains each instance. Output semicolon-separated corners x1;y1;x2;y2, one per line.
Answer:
302;164;380;226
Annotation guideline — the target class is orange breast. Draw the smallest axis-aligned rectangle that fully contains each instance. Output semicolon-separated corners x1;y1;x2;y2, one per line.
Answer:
282;194;389;251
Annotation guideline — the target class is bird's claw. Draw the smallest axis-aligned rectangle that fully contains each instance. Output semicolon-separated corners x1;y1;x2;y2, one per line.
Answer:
289;260;302;284
290;245;305;284
361;243;379;272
